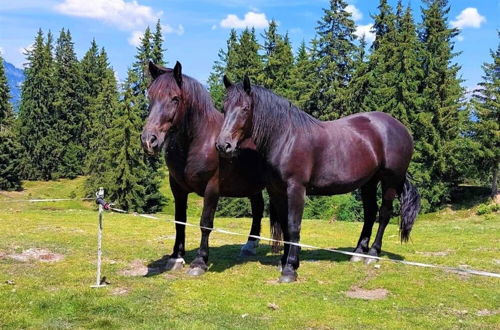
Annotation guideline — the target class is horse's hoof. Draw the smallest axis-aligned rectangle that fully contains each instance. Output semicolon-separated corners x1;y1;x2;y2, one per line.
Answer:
278;273;297;283
364;257;378;265
239;241;258;257
187;267;206;276
165;258;185;271
350;255;365;263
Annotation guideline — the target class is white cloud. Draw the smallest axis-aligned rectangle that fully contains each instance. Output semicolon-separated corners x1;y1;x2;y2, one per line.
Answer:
54;0;162;30
162;24;184;36
354;24;375;43
456;35;464;42
18;43;34;55
451;7;486;29
220;11;269;29
346;4;362;21
0;47;4;56
128;31;143;47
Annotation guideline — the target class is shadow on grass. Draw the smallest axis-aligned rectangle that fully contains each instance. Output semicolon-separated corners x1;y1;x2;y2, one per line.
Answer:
145;244;405;276
450;185;491;211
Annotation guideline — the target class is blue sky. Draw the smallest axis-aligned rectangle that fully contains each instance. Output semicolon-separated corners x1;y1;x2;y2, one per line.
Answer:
0;0;498;91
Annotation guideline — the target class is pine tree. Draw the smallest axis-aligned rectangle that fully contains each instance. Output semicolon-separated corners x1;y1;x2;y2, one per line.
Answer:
230;28;264;84
53;29;85;178
309;0;358;120
152;20;166;66
472;33;500;196
288;40;316;109
261;21;294;98
18;30;59;180
347;35;373;113
0;56;22;190
84;48;121;194
416;0;466;210
208;29;238;110
103;70;148;211
132;27;153;120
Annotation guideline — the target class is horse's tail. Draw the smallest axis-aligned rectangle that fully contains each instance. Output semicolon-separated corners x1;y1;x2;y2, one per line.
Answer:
269;200;282;253
399;173;420;242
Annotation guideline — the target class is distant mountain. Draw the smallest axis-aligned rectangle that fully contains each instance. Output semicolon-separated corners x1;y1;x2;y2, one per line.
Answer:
3;60;24;111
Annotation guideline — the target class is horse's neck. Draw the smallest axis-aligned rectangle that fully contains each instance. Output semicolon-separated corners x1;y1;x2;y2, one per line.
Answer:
179;103;221;144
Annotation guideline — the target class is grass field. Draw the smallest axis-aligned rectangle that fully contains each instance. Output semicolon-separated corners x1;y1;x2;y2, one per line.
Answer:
0;177;498;329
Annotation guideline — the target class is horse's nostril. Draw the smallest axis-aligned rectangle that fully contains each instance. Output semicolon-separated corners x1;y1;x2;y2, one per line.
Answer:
225;142;232;151
150;135;158;147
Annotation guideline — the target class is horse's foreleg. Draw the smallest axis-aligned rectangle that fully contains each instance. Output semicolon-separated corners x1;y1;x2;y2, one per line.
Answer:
187;178;219;276
351;182;378;262
167;177;188;271
279;181;305;283
240;192;264;257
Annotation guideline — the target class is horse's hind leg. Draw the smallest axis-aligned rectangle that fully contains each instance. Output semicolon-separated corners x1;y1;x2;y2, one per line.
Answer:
240;193;264;257
351;180;378;262
364;175;401;264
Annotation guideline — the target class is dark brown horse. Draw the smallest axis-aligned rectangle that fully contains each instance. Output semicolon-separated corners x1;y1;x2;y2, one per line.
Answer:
141;63;281;275
217;76;420;282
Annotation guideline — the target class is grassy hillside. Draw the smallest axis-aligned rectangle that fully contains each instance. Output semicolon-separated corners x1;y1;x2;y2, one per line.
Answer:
0;178;498;328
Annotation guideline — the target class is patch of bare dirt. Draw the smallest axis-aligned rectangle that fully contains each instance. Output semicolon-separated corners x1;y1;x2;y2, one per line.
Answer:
346;287;389;300
415;250;451;256
119;259;148;277
476;309;499;317
8;248;64;262
111;287;130;296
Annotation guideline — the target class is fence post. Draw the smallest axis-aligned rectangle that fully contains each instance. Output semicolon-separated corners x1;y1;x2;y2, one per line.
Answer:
92;187;107;288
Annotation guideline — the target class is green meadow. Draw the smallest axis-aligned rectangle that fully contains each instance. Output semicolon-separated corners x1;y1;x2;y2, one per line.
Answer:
0;177;498;329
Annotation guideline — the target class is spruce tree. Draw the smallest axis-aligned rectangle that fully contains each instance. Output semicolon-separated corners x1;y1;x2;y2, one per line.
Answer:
53;29;85;178
132;27;153;120
347;35;373;114
208;29;238;110
18;30;59;180
103;70;148;211
472;33;500;197
289;40;316;109
231;28;264;84
0;56;22;190
152;20;166;66
84;48;121;194
261;21;294;98
416;0;466;210
309;0;358;120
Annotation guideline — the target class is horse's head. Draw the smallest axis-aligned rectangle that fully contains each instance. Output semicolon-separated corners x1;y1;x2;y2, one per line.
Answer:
141;61;186;155
216;75;254;158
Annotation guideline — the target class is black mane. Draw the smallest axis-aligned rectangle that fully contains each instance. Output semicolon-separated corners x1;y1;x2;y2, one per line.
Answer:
227;83;320;149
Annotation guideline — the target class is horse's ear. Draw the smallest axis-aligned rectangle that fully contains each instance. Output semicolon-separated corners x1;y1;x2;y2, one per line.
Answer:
223;75;232;89
149;61;167;80
243;75;251;94
173;61;183;87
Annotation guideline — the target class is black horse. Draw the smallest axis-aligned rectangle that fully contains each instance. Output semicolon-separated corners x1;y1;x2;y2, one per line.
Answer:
141;63;281;274
217;76;420;282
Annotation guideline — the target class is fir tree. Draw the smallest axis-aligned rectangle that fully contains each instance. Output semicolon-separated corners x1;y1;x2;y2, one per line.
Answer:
18;30;59;180
53;29;85;178
416;0;466;210
0;56;22;190
152;20;166;66
103;70;148;211
84;48;121;194
309;0;358;120
208;29;238;110
472;33;500;196
347;35;373;113
289;40;316;109
231;28;264;84
132;27;153;120
261;21;294;98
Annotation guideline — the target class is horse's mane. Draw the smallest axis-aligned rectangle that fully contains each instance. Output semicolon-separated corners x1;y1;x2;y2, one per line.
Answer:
227;83;320;149
148;70;219;124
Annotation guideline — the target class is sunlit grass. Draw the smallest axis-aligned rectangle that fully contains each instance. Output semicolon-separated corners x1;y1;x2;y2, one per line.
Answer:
0;178;498;329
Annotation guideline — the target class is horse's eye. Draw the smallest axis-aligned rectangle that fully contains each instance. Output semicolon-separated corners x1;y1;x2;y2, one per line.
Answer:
172;96;180;104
